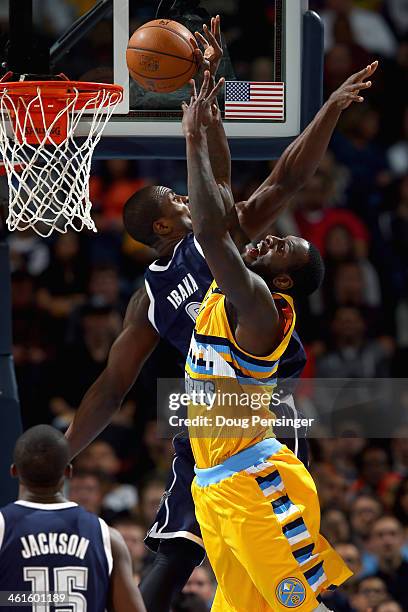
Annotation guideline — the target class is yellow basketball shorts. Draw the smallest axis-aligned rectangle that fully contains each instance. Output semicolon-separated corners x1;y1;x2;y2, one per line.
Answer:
192;438;352;611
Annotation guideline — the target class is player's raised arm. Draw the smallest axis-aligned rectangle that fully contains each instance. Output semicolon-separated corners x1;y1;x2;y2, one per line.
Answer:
182;73;279;348
194;16;231;191
237;61;379;239
65;288;159;459
109;528;147;612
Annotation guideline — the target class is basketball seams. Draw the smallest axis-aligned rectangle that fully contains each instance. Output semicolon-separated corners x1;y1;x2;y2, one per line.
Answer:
128;64;195;83
132;23;197;54
127;47;195;65
129;25;196;63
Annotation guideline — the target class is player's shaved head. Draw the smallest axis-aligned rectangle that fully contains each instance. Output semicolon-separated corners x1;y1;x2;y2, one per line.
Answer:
13;425;71;488
287;242;325;297
123;185;169;246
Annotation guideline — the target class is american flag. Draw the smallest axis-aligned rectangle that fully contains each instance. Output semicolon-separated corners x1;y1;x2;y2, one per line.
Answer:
224;81;285;121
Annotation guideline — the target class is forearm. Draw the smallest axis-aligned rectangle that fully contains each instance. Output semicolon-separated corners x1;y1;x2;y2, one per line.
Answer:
206;106;231;187
65;374;123;459
238;98;342;238
186;132;229;240
267;98;341;191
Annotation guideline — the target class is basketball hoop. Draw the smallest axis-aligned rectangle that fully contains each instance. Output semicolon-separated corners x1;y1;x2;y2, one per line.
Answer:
0;73;123;237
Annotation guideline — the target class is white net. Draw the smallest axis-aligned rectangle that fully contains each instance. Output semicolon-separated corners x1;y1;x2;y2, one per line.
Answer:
0;83;122;237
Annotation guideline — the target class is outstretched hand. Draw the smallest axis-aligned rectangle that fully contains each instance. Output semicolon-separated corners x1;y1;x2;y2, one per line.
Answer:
182;71;225;137
329;61;379;111
194;15;223;77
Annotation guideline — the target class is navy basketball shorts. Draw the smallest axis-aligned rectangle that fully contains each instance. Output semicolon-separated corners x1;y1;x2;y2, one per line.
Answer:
145;400;309;560
145;432;206;560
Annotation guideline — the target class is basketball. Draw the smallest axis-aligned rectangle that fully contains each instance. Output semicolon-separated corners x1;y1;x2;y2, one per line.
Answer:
126;19;198;93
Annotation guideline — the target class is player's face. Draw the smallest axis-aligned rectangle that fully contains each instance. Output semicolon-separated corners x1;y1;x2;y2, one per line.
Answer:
243;235;310;277
159;188;192;232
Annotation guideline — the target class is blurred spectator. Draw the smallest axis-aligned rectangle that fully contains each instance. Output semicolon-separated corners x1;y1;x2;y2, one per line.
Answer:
312;463;351;512
335;542;364;584
36;233;88;326
352;446;401;508
316;307;392;378
49;302;121;426
294;170;370;255
11;271;53;367
328;261;382;333
350;494;383;547
325;43;358;95
74;441;138;515
67;470;104;515
75;440;121;475
323;8;371;94
110;516;149;574
371;516;408;609
321;509;351;544
379;176;408;298
88;264;124;311
356;576;389;609
136;476;166;529
321;0;397;57
331;435;367;482
323;541;364;610
11;271;54;427
67;264;126;343
331;104;391;216
374;600;403;612
183;562;216;609
133;421;175;483
323;225;381;309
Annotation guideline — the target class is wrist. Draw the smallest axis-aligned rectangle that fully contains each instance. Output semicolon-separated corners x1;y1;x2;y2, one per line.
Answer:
326;95;343;115
185;129;206;143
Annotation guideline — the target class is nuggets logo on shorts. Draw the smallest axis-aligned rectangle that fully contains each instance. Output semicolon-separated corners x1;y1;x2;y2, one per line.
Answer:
276;577;306;608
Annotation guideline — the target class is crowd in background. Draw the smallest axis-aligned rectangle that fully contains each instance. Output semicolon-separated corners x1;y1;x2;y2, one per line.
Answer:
1;1;408;611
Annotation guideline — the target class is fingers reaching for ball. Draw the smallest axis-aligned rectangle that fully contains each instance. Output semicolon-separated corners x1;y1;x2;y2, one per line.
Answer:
194;15;223;77
181;71;225;136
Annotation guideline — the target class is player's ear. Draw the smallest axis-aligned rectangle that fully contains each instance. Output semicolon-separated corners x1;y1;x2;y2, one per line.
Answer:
65;464;73;480
153;217;172;236
10;464;18;478
272;274;294;291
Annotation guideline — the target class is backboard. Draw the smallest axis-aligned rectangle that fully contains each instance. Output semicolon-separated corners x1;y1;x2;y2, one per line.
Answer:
0;0;323;159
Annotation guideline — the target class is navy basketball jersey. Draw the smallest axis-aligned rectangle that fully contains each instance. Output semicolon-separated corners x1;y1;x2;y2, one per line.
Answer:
145;233;212;356
144;232;307;381
0;501;112;612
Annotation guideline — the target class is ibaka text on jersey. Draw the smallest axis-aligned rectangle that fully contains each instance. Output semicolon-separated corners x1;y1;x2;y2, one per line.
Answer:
166;273;199;309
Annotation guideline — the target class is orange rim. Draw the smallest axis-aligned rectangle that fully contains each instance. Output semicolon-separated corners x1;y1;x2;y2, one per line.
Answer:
0;77;123;109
